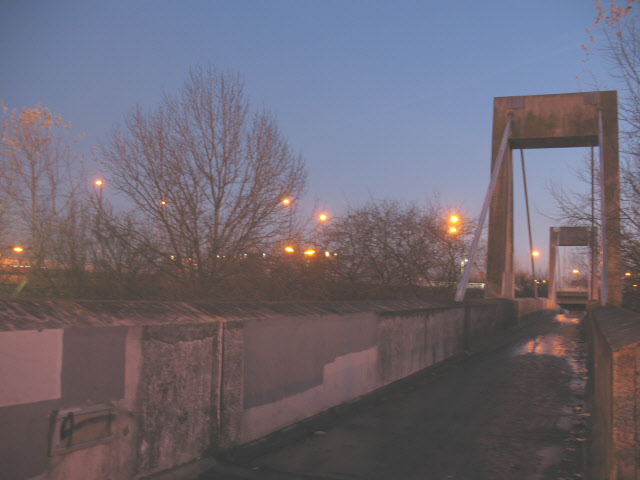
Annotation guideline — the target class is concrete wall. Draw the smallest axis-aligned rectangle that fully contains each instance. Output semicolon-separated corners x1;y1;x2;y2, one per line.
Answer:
0;301;225;480
233;307;465;444
587;306;640;480
0;298;554;480
513;297;556;320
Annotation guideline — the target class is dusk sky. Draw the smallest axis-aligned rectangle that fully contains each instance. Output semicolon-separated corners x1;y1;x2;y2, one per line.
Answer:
1;1;620;272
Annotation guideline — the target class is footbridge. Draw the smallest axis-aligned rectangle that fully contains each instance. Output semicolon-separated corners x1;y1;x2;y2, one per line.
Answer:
555;286;589;307
1;91;638;480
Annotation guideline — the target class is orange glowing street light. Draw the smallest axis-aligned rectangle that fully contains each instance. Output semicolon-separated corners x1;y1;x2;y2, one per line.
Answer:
625;272;632;276
315;213;329;245
13;246;23;253
282;198;291;206
304;249;316;256
447;214;460;235
284;246;295;253
95;179;103;187
532;250;540;257
572;268;580;274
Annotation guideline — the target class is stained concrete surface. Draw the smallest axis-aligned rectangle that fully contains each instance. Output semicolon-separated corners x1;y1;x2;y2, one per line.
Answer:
194;310;589;480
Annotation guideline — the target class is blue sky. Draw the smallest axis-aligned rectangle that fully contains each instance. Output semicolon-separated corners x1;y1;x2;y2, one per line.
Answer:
0;1;618;272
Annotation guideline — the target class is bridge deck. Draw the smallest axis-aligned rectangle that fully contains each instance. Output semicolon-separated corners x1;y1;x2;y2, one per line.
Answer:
192;312;589;480
557;289;589;306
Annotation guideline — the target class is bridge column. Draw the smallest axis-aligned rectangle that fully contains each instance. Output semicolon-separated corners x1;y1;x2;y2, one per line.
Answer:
486;102;515;299
548;228;558;304
599;93;622;306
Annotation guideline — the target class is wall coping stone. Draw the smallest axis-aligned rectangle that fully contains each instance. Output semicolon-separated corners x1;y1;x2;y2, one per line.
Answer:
591;305;640;352
0;299;459;331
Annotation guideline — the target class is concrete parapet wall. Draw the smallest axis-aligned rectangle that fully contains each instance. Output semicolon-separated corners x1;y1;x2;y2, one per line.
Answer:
0;298;553;480
587;306;640;480
233;307;467;444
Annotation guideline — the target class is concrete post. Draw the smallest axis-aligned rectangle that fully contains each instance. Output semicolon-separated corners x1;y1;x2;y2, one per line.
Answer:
599;94;622;306
486;112;514;299
548;228;558;304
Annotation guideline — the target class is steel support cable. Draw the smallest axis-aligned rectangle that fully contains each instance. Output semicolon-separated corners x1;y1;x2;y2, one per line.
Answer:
520;149;538;297
598;108;608;305
455;113;513;302
590;146;596;301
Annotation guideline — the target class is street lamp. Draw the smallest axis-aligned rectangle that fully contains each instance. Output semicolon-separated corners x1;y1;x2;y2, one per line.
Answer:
530;250;540;298
315;212;328;245
282;198;294;239
448;214;460;235
13;246;24;267
94;179;104;209
284;246;295;253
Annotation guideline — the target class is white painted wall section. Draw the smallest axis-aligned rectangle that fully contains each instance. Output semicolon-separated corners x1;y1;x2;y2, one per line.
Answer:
0;329;63;407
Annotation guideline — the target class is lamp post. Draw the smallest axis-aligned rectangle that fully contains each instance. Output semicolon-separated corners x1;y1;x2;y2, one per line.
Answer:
531;250;540;298
94;179;103;200
282;198;293;239
94;180;105;266
94;179;104;216
316;212;328;246
447;214;462;283
13;246;24;267
157;199;167;238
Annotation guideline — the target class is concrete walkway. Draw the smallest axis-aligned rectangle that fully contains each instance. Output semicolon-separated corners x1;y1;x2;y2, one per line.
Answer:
191;310;589;480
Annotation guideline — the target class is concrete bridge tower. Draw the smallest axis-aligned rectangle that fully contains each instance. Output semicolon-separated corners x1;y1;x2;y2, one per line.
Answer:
485;91;621;306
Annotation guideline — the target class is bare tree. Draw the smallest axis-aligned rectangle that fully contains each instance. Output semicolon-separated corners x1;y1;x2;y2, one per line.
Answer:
0;101;86;296
545;10;640;308
101;66;306;298
599;15;640;304
321;198;473;296
0;104;16;244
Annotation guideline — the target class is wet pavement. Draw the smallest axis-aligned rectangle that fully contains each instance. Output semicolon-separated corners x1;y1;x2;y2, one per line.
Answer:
198;311;590;480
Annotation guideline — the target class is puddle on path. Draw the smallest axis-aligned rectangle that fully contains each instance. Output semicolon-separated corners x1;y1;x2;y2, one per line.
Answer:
510;312;589;479
511;313;586;387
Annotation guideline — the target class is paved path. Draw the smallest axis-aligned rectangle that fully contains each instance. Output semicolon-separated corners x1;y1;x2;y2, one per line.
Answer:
198;311;589;480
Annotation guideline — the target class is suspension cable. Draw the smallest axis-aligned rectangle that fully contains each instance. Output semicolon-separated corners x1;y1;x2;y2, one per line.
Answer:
590;146;596;301
520;149;537;297
455;113;513;302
